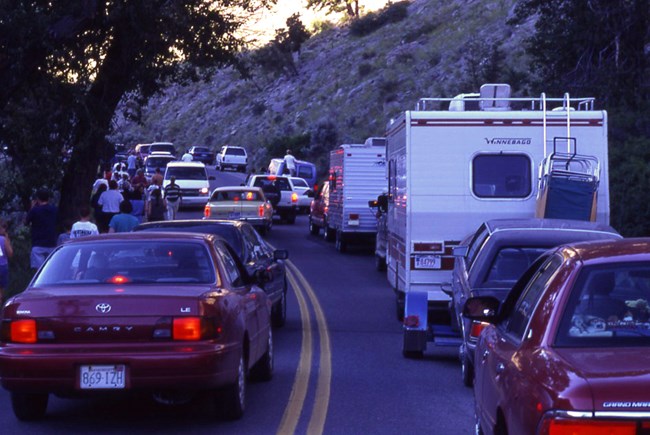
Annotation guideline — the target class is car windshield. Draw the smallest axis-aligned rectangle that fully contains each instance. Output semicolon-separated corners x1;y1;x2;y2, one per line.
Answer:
33;241;216;285
146;157;174;168
165;167;206;180
556;262;650;347
483;247;550;284
211;190;262;202
291;178;309;188
134;225;243;259
225;148;246;156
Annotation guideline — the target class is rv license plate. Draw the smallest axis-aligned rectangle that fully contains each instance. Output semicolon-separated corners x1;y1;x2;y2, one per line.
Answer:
414;254;441;270
80;364;126;389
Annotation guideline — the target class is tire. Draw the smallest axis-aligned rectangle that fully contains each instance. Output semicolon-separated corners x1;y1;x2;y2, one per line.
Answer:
250;329;273;382
11;392;48;421
335;230;347;253
219;353;246;420
271;287;287;327
309;219;319;235
375;255;387;272
396;294;405;322
461;352;474;387
323;225;335;242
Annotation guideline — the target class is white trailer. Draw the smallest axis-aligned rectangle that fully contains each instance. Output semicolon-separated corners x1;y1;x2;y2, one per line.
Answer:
326;141;387;252
384;84;610;355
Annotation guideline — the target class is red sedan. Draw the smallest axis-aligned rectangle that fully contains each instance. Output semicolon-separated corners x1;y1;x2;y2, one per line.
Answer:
0;232;273;421
465;238;650;435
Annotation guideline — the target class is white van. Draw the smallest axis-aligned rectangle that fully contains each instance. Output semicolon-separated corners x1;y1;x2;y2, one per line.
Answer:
163;162;214;207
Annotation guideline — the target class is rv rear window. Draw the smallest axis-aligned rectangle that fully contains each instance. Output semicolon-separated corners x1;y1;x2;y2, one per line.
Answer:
472;154;531;198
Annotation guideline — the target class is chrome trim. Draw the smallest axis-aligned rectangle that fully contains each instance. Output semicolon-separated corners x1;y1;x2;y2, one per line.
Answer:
596;411;650;418
545;410;593;419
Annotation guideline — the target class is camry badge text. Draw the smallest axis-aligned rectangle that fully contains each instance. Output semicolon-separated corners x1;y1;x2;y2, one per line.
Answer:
96;303;112;314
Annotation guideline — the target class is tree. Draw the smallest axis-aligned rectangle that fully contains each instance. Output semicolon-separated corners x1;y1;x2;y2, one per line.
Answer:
307;0;361;18
0;0;274;220
251;13;311;77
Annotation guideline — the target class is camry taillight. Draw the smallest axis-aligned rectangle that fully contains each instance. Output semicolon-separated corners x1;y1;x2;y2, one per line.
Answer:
11;319;37;343
540;417;637;435
173;317;202;341
204;204;211;218
291;193;298;203
259;205;265;217
469;321;489;342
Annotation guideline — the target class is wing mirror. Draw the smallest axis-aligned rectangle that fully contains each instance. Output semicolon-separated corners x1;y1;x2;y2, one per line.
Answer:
463;296;500;322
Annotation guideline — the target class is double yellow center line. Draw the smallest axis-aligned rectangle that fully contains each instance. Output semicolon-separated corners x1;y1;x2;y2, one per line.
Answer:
276;261;331;435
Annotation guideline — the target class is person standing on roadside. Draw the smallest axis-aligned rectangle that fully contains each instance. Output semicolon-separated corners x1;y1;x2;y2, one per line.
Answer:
151;167;164;187
127;151;137;178
0;219;14;303
163;176;182;220
181;150;193;162
25;188;58;271
70;205;99;238
98;180;123;233
283;149;297;176
146;188;167;222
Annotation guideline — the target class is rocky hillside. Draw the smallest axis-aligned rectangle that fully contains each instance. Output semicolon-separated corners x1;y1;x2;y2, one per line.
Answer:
110;0;532;175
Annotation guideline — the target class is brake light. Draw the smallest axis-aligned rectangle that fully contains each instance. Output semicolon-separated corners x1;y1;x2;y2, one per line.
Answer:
349;213;359;220
173;317;202;341
204;204;211;218
11;319;37;343
403;315;420;328
291;193;298;203
108;275;130;285
259;205;265;217
541;418;636;435
469;321;489;341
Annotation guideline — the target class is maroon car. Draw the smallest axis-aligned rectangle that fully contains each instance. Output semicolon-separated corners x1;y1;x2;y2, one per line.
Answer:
465;238;650;435
0;232;273;421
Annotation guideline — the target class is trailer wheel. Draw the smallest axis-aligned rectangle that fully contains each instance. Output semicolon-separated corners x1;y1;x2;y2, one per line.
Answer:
335;231;347;252
375;255;386;271
396;295;405;322
323;225;335;242
461;350;474;387
309;219;319;235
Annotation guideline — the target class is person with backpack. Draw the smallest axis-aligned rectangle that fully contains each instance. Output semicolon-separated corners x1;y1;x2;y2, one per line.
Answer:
163;176;182;220
146;188;167;222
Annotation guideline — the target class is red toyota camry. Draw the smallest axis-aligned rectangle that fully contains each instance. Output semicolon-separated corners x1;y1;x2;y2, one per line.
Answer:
0;232;273;421
465;238;650;435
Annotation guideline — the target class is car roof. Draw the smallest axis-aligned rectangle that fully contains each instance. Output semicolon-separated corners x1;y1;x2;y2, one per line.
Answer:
484;218;619;236
61;231;215;244
166;161;205;167
563;237;650;263
212;186;263;193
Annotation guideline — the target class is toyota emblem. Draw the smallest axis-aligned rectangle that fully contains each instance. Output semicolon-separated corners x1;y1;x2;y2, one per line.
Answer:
95;303;112;314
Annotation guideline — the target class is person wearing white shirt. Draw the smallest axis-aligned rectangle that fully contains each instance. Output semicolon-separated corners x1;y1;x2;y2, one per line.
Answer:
70;205;99;238
181;151;193;162
283;149;296;176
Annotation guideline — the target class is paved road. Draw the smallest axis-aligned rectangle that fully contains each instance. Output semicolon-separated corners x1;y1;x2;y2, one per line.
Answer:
0;168;475;433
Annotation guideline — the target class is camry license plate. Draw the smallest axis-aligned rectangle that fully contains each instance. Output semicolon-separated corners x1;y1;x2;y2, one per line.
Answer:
414;254;441;270
229;212;241;219
80;365;126;389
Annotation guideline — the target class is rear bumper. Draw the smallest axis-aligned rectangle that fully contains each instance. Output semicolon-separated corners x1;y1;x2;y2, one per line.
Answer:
0;341;239;393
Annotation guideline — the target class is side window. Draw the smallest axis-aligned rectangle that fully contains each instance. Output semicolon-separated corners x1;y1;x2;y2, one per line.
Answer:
215;242;245;287
472;154;531;198
505;254;563;340
466;225;489;270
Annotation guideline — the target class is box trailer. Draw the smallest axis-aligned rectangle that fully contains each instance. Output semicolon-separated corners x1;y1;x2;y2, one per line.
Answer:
326;141;387;252
384;84;610;356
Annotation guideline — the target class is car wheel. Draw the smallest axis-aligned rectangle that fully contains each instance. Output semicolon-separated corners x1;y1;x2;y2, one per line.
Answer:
250;328;273;382
272;287;287;327
461;351;474;388
309;219;320;235
474;410;485;435
375;255;387;271
396;294;405;322
11;392;48;421
335;230;347;253
219;353;246;420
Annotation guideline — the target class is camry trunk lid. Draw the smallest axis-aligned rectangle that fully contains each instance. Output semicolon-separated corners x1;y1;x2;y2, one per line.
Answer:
4;285;217;343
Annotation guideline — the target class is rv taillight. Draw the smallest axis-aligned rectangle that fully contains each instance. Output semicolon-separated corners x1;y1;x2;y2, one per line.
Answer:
258;205;265;217
291;193;298;203
403;315;420;328
469;321;489;341
204;204;211;218
349;213;359;220
11;319;37;344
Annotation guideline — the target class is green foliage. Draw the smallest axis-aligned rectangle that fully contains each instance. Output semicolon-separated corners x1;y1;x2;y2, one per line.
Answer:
262;133;312;166
311;19;335;34
307;0;360;18
251;13;311;77
349;1;409;37
5;224;34;299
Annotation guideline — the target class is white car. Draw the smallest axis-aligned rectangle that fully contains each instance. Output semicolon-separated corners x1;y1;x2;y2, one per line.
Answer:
163;161;213;207
216;146;247;172
290;177;314;213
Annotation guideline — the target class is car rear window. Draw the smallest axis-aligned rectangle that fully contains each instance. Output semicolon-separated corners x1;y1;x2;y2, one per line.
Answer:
193;147;210;153
253;177;291;191
150;144;176;154
34;241;216;285
165;166;207;180
291;178;309;188
211;190;262;202
483;247;550;284
146;157;174;168
133;225;243;259
225;148;246;156
556;262;650;347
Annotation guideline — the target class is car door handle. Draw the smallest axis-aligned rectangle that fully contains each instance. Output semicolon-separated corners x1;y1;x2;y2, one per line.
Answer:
495;362;505;375
482;350;490;361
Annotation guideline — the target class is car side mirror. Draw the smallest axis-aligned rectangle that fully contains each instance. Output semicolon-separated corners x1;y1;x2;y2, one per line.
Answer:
463;296;500;321
453;246;468;257
273;249;289;261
